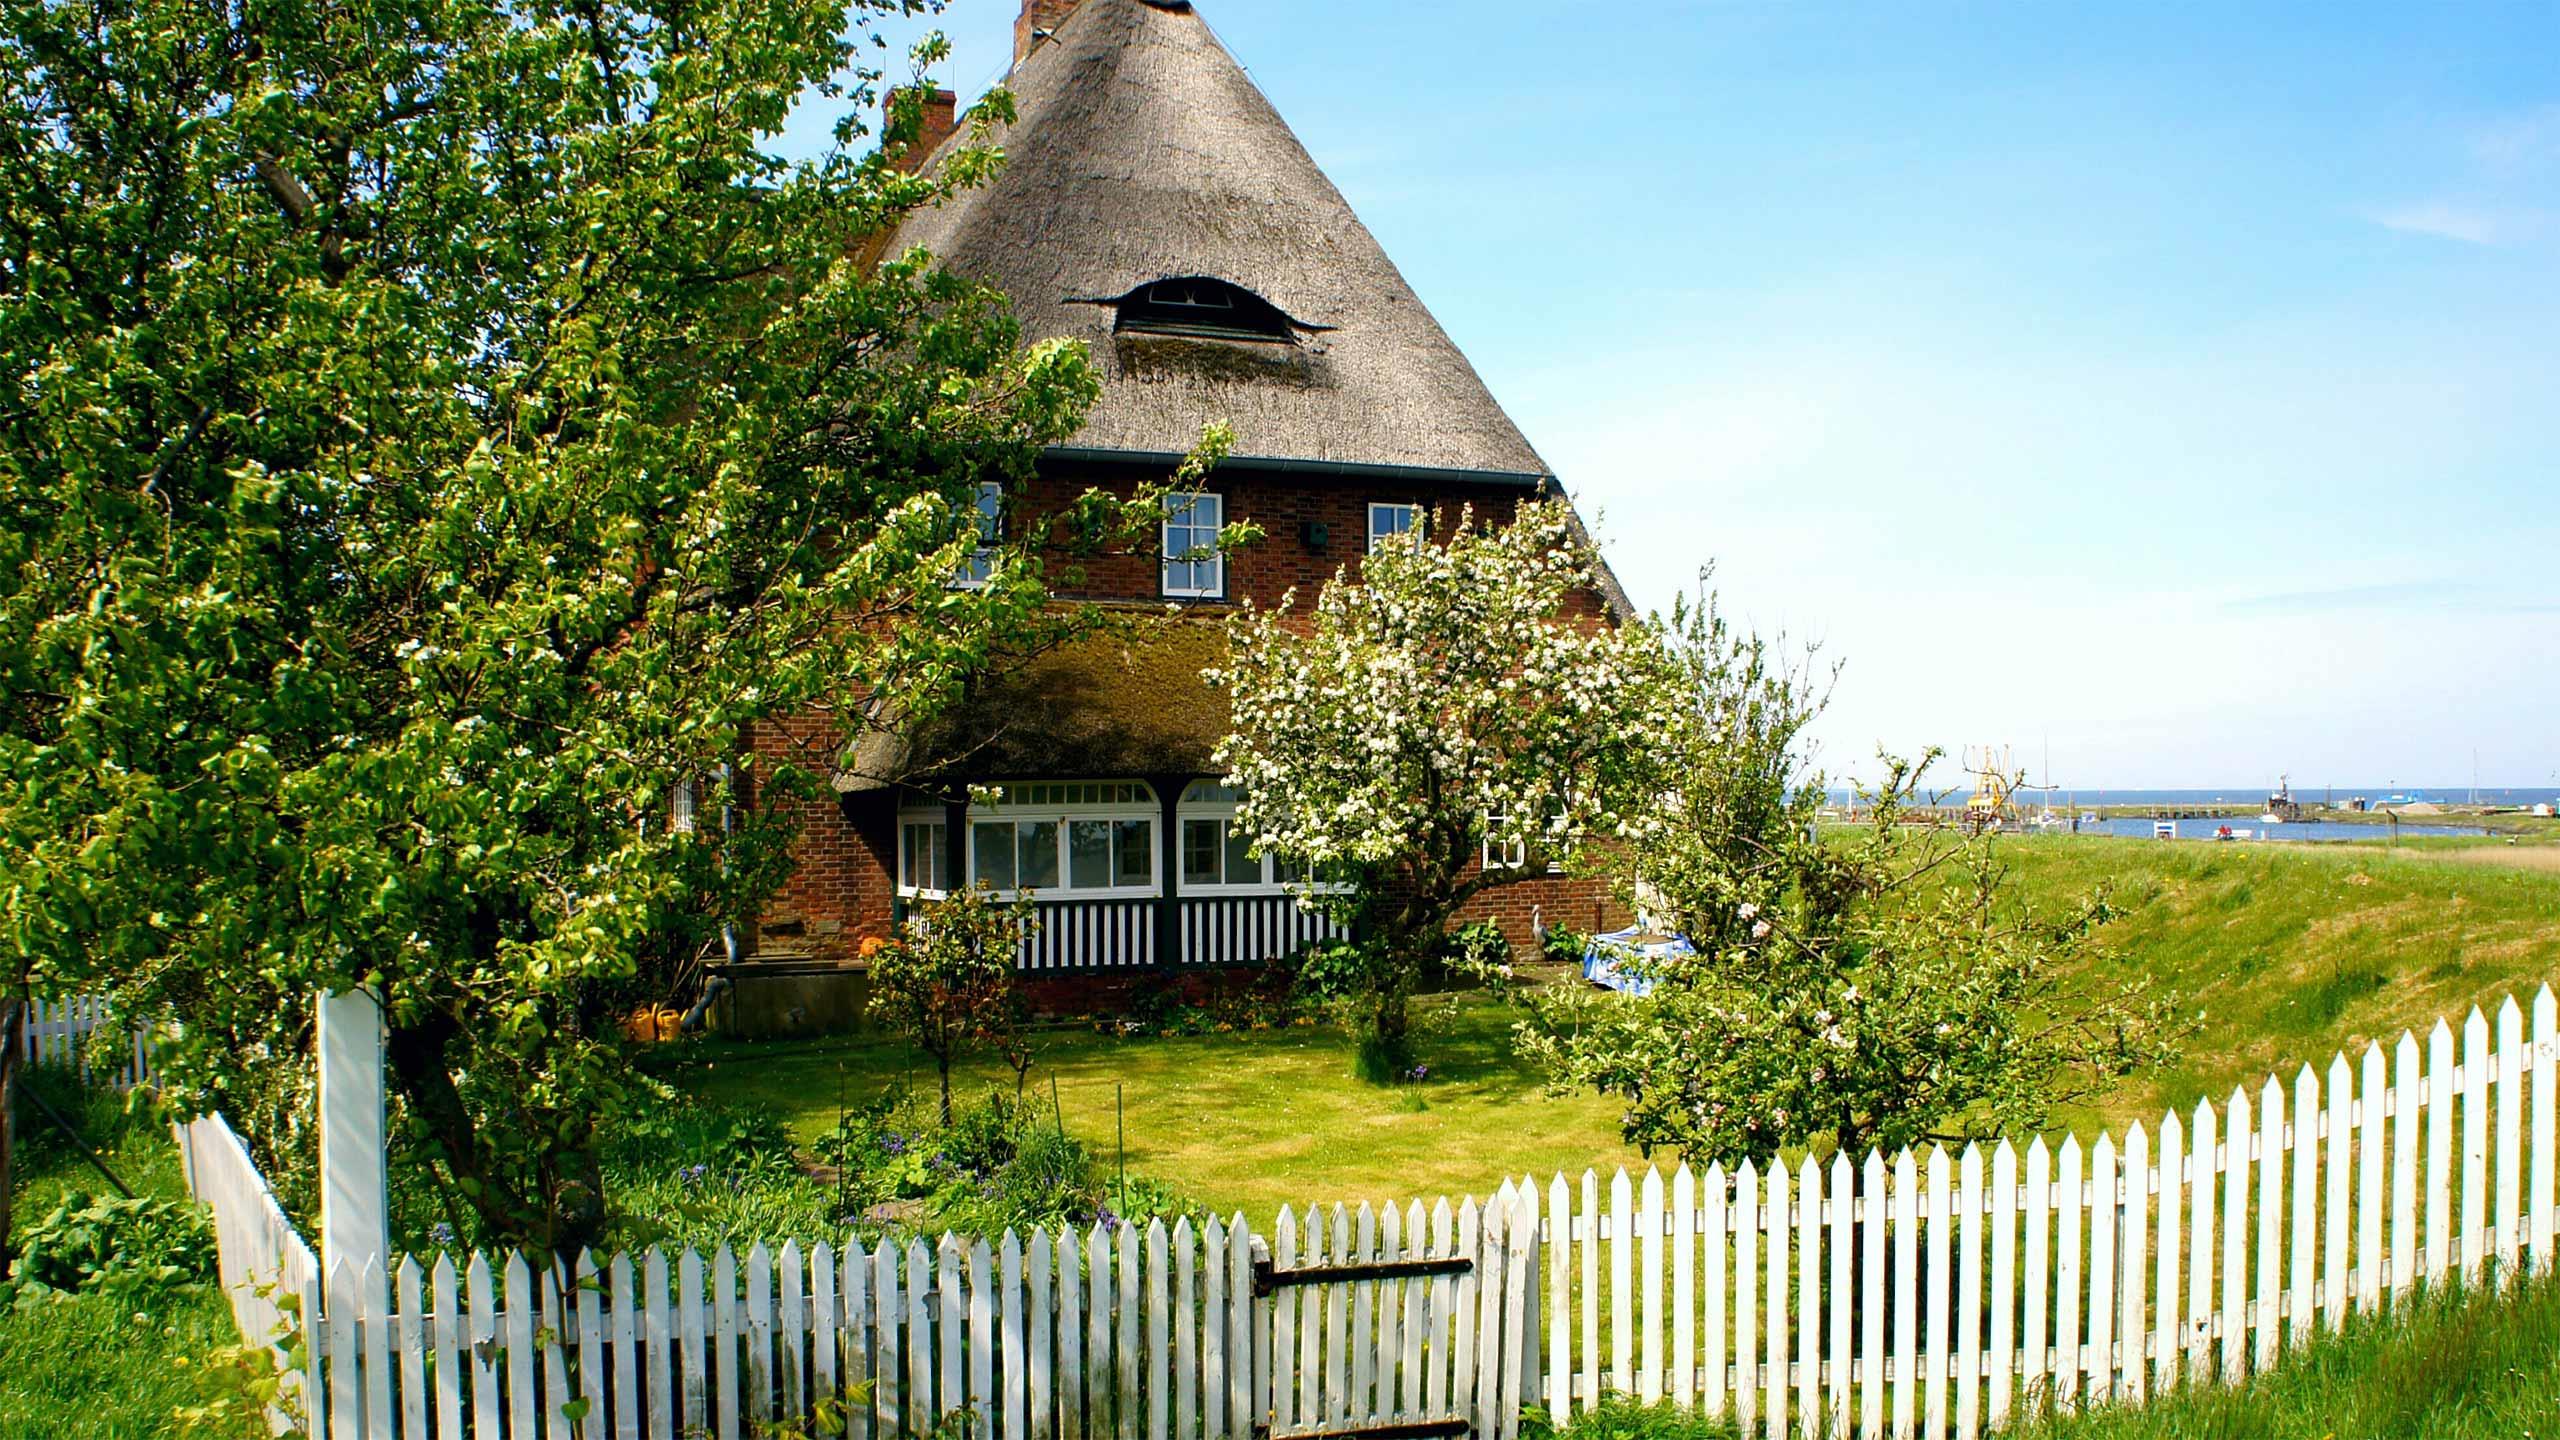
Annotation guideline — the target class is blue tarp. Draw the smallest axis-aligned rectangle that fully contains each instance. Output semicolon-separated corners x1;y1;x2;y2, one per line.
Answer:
1580;926;1694;997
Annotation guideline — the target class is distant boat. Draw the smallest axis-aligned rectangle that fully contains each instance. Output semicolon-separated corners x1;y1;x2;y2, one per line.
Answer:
2263;774;2304;824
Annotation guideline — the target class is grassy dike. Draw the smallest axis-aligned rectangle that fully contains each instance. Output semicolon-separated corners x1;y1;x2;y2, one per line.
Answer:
1984;832;2560;1135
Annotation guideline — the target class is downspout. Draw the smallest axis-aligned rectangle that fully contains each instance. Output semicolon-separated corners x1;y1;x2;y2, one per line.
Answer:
683;760;741;1036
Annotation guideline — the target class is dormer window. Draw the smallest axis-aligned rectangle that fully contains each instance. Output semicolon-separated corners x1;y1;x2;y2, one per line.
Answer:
1101;276;1319;344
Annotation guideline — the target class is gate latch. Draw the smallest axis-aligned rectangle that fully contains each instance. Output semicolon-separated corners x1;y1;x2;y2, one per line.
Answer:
1249;1255;1473;1298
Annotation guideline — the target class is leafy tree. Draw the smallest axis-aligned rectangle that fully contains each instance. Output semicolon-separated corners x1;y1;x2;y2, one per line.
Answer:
1211;503;1676;1060
1518;596;2182;1163
0;0;1188;1261
868;884;1033;1126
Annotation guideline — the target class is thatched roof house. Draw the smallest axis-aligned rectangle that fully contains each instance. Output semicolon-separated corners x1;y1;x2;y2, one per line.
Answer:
758;0;1633;979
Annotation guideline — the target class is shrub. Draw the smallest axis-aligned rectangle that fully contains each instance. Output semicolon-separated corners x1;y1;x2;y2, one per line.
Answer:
1540;924;1592;967
1285;938;1383;1007
2;1192;214;1302
870;887;1036;1124
818;1088;1198;1239
1520;1396;1740;1440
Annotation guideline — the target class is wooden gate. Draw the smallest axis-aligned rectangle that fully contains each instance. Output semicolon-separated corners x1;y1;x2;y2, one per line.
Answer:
1257;1190;1539;1440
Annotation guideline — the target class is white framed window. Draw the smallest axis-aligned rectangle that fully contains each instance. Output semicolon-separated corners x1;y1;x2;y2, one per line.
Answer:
1162;491;1224;598
955;481;1004;588
1177;780;1346;893
1481;811;1526;871
898;818;949;895
670;778;699;835
952;781;1159;898
1368;502;1422;554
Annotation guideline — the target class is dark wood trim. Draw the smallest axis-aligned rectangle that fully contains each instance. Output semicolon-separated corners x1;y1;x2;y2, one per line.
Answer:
1148;773;1188;971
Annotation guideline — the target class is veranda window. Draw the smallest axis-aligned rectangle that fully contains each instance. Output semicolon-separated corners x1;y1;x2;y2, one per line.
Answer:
958;781;1159;898
1177;781;1340;892
898;819;949;894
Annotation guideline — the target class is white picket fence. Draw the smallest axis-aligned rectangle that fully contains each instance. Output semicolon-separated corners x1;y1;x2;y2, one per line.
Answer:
1529;988;2559;1438
184;987;2560;1439
9;992;152;1090
290;1195;1539;1440
177;1111;326;1428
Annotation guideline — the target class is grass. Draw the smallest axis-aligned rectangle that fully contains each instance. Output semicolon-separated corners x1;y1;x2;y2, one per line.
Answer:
0;1071;263;1439
1520;1267;2560;1440
2013;1266;2560;1439
655;992;1650;1224
1984;834;2560;1136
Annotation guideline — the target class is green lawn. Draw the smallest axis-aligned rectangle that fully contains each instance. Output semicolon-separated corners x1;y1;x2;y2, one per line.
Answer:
0;1075;262;1440
658;992;1649;1223
670;834;2560;1224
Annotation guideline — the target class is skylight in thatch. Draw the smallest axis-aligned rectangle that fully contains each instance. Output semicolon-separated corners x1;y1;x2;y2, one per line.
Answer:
1102;276;1323;344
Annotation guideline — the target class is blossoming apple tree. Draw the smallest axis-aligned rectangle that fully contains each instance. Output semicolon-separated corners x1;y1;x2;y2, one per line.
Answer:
1210;503;1679;1055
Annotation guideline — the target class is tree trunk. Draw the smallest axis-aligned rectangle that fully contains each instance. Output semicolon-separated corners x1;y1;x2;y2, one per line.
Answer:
1372;988;1410;1052
0;994;20;1282
384;1012;540;1247
936;1054;954;1128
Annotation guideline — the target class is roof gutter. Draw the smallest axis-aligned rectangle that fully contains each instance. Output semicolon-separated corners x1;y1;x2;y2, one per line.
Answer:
1040;445;1552;490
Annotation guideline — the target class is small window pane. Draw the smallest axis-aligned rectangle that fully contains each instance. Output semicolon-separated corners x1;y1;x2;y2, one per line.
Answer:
1224;824;1258;886
972;823;1016;889
1369;503;1419;554
1017;821;1060;889
1069;820;1113;890
1182;820;1223;886
975;482;1003;544
1273;851;1307;885
1115;820;1154;887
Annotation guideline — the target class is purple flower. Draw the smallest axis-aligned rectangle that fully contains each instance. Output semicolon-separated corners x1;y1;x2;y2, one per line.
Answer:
881;1133;908;1156
1407;1064;1430;1082
679;1163;710;1187
1098;1204;1123;1233
427;1222;457;1249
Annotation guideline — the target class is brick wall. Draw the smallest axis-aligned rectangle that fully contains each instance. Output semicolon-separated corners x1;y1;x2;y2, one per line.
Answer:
747;712;900;965
1015;460;1570;621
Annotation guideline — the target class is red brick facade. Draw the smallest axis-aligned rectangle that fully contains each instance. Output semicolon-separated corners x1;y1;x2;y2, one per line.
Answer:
748;457;1627;976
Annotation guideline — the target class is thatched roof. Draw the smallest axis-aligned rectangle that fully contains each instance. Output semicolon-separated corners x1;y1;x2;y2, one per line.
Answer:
838;619;1231;791
886;0;1552;479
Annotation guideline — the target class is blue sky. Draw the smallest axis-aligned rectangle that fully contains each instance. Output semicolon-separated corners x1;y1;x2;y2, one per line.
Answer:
791;1;2560;791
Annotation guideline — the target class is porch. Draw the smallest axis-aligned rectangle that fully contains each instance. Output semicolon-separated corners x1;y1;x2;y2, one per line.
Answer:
892;777;1353;973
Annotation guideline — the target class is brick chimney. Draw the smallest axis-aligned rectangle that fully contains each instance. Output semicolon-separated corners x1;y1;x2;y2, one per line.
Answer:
884;86;958;174
1014;0;1082;68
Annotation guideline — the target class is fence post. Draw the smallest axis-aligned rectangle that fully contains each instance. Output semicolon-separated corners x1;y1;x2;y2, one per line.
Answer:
317;986;389;1320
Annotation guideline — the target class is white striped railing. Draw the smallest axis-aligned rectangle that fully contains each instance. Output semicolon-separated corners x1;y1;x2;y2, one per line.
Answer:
1178;896;1346;968
1019;898;1158;972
